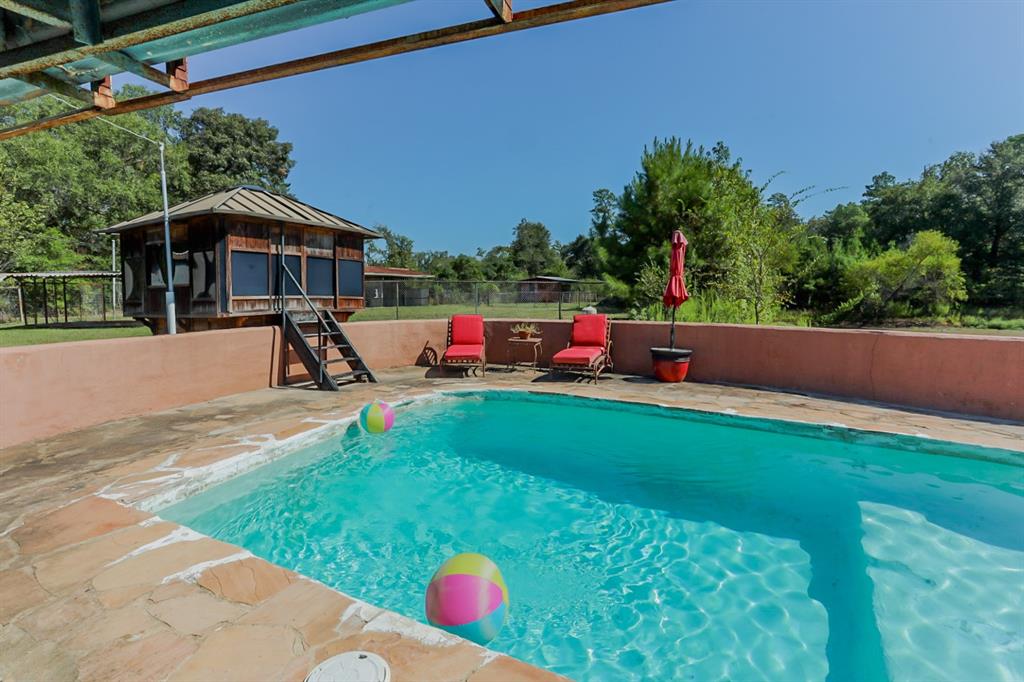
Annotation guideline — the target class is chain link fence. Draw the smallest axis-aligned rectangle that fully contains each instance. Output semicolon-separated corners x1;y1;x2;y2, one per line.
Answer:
0;280;127;326
354;279;619;321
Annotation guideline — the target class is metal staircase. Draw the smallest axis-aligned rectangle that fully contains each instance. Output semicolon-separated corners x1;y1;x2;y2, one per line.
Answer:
279;265;376;391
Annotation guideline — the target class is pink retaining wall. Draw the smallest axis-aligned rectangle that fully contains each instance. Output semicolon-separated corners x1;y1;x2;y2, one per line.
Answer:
2;320;1020;449
0;327;282;449
483;320;1024;422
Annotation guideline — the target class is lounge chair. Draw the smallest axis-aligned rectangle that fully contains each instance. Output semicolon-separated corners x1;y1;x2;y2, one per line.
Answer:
441;314;486;376
550;314;613;382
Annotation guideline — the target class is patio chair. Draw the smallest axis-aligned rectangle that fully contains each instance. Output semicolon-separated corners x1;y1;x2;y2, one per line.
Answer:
550;314;613;382
441;314;486;376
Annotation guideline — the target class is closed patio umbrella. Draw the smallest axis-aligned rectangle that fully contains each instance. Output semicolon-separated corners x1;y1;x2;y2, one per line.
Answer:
662;230;689;349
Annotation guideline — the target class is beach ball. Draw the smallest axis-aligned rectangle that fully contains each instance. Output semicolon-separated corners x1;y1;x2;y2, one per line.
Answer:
425;553;509;645
359;401;394;434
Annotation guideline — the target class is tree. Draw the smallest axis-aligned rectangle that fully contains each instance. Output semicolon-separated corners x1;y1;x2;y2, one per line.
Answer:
479;246;523;281
177;107;294;196
450;253;485;281
366;226;416;269
840;230;967;321
560;233;603;279
509;219;566;277
723;184;804;324
601;138;752;291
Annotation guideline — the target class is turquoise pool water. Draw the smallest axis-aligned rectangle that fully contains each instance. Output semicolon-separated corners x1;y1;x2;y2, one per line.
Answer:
162;392;1024;681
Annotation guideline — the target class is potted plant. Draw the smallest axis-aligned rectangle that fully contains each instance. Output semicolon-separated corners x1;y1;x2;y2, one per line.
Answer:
651;230;693;382
510;322;540;339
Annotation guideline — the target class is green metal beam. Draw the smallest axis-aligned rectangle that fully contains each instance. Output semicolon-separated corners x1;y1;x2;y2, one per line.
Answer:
13;70;93;104
0;0;304;78
69;0;102;45
0;0;71;28
94;51;186;91
12;70;114;108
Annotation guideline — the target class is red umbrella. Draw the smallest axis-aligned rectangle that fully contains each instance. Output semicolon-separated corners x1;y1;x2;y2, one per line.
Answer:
662;230;689;349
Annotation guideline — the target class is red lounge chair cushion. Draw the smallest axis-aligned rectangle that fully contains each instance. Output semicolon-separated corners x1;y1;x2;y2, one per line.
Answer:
571;314;607;348
552;346;604;366
450;315;484;345
444;344;484;361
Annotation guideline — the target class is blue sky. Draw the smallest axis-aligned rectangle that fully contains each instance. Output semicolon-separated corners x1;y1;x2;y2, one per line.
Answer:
174;0;1024;253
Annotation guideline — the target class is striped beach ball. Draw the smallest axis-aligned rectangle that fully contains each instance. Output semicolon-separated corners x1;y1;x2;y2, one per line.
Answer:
425;553;509;645
359;401;394;434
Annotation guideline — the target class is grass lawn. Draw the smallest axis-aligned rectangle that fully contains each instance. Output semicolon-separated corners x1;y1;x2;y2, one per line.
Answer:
349;302;627;322
0;324;152;347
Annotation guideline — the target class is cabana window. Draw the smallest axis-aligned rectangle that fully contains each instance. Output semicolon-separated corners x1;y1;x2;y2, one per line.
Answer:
231;251;269;296
307;256;334;297
271;254;302;296
338;259;363;297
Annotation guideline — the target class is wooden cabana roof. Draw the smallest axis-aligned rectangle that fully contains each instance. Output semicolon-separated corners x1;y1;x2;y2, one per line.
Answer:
99;185;380;237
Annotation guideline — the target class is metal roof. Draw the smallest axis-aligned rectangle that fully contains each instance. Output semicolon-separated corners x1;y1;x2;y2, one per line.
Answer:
99;185;380;237
364;265;433;279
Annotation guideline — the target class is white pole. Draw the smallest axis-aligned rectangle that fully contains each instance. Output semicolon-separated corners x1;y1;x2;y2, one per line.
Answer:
111;237;117;312
159;143;176;334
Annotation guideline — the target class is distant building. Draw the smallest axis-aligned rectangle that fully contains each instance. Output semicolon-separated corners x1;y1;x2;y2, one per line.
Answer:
517;275;579;303
364;266;434;307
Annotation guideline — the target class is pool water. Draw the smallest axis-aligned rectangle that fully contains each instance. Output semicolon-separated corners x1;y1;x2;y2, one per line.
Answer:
162;392;1024;681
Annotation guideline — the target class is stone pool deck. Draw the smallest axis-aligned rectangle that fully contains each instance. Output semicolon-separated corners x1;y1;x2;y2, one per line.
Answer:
2;368;1021;682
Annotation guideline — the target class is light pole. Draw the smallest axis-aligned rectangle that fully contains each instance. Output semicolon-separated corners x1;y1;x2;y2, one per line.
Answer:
48;95;177;333
158;142;176;333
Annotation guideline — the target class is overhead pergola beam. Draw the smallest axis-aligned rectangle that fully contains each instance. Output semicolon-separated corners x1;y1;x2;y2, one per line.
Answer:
0;0;671;141
94;52;189;92
12;70;114;108
0;0;71;29
0;0;306;78
69;0;102;45
485;0;513;23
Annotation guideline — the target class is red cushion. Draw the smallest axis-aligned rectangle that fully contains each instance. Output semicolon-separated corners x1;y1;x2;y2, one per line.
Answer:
450;315;484;345
552;346;604;365
571;314;607;347
444;344;484;360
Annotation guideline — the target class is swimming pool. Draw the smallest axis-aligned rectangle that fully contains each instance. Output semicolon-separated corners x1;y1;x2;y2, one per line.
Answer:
162;391;1023;681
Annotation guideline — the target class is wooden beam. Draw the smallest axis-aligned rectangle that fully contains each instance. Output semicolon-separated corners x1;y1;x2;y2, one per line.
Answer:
485;0;513;23
0;0;70;28
94;51;188;92
69;0;102;45
0;0;671;140
0;0;306;78
166;57;189;92
90;75;115;108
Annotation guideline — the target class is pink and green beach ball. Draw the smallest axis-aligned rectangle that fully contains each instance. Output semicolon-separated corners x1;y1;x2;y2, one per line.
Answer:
425;553;509;645
359;401;394;434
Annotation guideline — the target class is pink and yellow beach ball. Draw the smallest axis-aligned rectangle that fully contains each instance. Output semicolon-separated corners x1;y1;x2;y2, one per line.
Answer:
425;553;509;645
359;401;394;434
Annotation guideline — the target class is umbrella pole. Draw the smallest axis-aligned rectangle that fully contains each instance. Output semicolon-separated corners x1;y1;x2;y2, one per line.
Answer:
669;307;676;349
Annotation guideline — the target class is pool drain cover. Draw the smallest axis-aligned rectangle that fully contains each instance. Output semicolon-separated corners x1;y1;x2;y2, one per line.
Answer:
305;651;391;682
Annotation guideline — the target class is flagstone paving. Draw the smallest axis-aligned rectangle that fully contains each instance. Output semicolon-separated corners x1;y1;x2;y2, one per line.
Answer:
1;368;1020;681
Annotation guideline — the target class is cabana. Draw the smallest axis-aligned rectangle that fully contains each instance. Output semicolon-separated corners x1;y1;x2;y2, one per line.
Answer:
101;185;378;333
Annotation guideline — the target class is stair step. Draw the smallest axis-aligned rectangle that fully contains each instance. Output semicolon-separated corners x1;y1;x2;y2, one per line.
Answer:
322;357;363;366
331;370;369;381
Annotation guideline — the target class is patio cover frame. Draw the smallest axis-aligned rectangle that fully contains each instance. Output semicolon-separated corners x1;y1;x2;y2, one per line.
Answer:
0;0;671;141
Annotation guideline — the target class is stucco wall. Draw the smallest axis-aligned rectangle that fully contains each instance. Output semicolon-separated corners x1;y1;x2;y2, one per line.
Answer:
3;320;1020;449
483;319;1024;421
1;327;282;449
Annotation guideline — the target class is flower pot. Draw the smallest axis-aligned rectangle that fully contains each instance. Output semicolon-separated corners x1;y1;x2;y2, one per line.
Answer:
517;331;531;339
650;347;692;383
